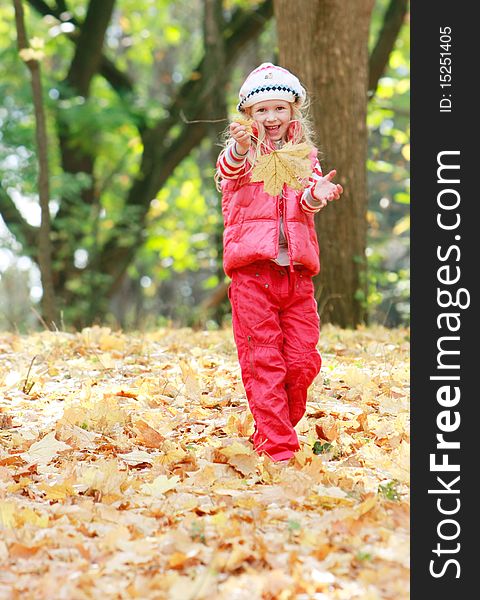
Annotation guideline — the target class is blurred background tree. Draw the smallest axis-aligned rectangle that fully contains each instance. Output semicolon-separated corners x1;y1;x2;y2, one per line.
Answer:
0;0;409;331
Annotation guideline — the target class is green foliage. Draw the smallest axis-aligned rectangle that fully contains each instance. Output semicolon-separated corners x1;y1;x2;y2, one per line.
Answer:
312;441;333;455
356;551;373;562
366;1;410;326
138;142;221;276
378;479;402;502
189;519;206;544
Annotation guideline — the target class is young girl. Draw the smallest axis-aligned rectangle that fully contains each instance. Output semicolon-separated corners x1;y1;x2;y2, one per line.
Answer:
216;63;343;463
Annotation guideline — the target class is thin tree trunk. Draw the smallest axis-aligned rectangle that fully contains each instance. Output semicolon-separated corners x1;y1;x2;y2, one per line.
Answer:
274;0;374;327
13;0;57;328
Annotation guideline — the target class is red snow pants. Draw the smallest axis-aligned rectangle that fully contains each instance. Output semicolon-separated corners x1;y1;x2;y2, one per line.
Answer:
228;260;322;461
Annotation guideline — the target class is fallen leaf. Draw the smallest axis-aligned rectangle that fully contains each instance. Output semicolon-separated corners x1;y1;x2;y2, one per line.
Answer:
0;413;13;429
228;453;258;476
119;449;154;466
315;415;339;441
20;431;71;465
133;419;165;449
219;441;254;458
9;542;42;558
39;480;75;501
79;458;128;500
0;325;410;598
0;541;8;561
179;359;201;398
140;474;180;496
0;502;16;528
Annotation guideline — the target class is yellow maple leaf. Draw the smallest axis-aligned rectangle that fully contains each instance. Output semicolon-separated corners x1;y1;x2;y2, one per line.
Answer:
79;458;128;499
17;507;49;528
0;502;16;529
219;441;254;458
227;453;258;476
251;142;313;196
119;449;154;466
179;358;201;398
158;440;188;466
224;413;255;437
140;474;180;496
20;431;71;465
39;481;75;501
232;116;253;134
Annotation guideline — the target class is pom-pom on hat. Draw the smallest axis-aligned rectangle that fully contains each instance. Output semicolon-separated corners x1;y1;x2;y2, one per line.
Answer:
237;63;306;113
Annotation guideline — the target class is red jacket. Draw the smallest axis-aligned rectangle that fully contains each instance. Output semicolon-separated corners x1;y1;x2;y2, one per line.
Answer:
221;149;321;277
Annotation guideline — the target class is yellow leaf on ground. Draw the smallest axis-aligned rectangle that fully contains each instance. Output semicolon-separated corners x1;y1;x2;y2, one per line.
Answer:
55;422;99;449
315;415;339;441
140;474;180;496
158;440;188;466
228;453;258;476
17;507;49;527
342;366;375;388
119;449;154;466
219;441;254;458
79;458;128;499
0;541;8;561
355;494;377;516
313;484;354;506
134;419;165;448
9;542;43;558
179;359;201;398
20;431;71;465
0;502;15;528
39;481;75;501
224;413;255;437
98;332;126;351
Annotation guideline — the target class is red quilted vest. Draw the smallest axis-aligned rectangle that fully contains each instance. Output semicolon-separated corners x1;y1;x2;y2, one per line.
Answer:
221;149;321;278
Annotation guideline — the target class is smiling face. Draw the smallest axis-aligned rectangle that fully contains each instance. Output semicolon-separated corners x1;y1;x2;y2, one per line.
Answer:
250;99;292;143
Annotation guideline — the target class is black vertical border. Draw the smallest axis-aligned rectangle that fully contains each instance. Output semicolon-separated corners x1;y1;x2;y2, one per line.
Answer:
411;2;475;596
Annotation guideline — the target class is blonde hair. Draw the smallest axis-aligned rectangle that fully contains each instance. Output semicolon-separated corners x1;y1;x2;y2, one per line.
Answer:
215;99;316;191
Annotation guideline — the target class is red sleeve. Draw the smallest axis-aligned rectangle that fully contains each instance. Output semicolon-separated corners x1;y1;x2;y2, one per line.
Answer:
299;158;324;214
216;144;249;179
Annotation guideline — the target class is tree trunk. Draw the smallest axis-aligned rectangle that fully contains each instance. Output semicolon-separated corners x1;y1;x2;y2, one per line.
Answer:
13;0;58;328
274;0;374;327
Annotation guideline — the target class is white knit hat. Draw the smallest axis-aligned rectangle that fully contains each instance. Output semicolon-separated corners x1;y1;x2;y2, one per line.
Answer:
237;63;306;112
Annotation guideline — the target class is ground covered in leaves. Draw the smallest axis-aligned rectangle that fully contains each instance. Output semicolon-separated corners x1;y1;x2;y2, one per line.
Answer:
0;325;409;600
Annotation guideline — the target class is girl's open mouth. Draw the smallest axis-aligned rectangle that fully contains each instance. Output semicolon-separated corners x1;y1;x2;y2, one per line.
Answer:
265;125;281;136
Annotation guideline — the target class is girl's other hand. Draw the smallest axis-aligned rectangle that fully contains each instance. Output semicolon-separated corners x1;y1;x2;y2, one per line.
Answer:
312;169;343;208
230;122;251;155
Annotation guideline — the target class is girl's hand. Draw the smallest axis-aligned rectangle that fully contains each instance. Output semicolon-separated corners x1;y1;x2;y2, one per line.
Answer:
230;122;251;155
312;170;343;208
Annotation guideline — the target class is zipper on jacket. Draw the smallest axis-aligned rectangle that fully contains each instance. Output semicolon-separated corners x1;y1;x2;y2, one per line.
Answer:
281;188;294;272
277;194;282;254
247;335;256;379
